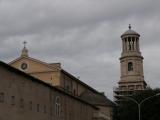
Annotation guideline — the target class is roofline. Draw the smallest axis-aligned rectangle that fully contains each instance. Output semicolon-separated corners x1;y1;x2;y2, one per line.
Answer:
28;70;57;74
121;33;140;38
9;56;60;71
0;61;98;109
61;69;102;95
118;80;147;85
93;103;116;107
9;56;103;96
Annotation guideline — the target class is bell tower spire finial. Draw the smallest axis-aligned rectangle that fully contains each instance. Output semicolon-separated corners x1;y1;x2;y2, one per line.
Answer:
129;24;131;29
23;41;27;48
21;41;29;57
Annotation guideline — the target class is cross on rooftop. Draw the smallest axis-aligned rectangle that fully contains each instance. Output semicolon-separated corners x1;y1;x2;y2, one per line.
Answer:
129;24;131;29
23;41;27;48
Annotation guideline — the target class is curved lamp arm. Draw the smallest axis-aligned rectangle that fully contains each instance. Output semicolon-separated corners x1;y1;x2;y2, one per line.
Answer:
122;96;139;105
140;93;160;105
121;93;160;105
121;93;160;120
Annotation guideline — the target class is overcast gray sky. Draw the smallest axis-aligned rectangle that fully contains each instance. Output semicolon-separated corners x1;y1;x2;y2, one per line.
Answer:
0;0;160;99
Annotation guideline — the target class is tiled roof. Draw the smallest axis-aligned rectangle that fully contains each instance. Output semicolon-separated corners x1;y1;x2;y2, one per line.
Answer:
80;91;116;107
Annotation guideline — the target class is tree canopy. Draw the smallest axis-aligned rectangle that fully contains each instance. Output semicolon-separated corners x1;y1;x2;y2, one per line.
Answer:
116;88;160;120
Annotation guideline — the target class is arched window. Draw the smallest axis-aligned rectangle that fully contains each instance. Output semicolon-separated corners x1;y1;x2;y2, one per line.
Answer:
128;62;133;71
55;96;61;117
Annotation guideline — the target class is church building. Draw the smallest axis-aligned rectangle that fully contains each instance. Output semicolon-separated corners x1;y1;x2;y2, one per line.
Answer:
0;41;115;120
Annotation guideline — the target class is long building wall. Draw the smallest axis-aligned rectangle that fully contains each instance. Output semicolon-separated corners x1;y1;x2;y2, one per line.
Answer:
0;62;97;120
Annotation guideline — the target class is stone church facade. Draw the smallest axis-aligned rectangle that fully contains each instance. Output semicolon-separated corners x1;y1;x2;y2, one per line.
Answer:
0;61;97;120
0;40;115;119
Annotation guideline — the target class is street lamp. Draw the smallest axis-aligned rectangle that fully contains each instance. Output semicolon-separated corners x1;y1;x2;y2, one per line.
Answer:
122;93;160;120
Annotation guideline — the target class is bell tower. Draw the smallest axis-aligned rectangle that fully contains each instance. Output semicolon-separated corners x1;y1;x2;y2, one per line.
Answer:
114;25;147;102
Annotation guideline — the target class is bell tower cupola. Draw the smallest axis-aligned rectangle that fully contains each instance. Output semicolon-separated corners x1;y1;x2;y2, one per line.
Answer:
121;24;141;57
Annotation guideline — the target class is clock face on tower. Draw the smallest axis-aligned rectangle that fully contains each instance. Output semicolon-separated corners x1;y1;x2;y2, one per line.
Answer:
21;63;28;70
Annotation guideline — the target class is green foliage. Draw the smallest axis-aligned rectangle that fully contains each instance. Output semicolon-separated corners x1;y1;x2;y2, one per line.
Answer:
116;88;160;120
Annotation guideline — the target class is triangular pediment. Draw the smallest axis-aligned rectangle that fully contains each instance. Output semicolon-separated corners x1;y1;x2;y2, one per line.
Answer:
9;56;59;74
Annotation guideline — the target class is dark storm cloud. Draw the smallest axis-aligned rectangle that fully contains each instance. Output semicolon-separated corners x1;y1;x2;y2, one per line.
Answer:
0;0;160;99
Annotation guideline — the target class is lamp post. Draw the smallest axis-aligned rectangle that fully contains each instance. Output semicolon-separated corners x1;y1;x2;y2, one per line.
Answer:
122;93;160;120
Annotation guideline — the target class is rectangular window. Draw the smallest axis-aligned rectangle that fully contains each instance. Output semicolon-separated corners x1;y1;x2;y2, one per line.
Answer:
11;96;15;105
22;82;25;87
37;104;40;112
73;89;76;95
29;101;32;110
20;99;24;108
66;85;69;91
0;93;4;103
44;105;47;113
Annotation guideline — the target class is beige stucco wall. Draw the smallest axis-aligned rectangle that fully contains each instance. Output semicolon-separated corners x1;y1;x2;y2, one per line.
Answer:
0;65;51;120
30;71;60;86
120;57;144;82
9;57;98;98
9;57;61;86
10;57;56;73
0;64;97;120
60;71;86;96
